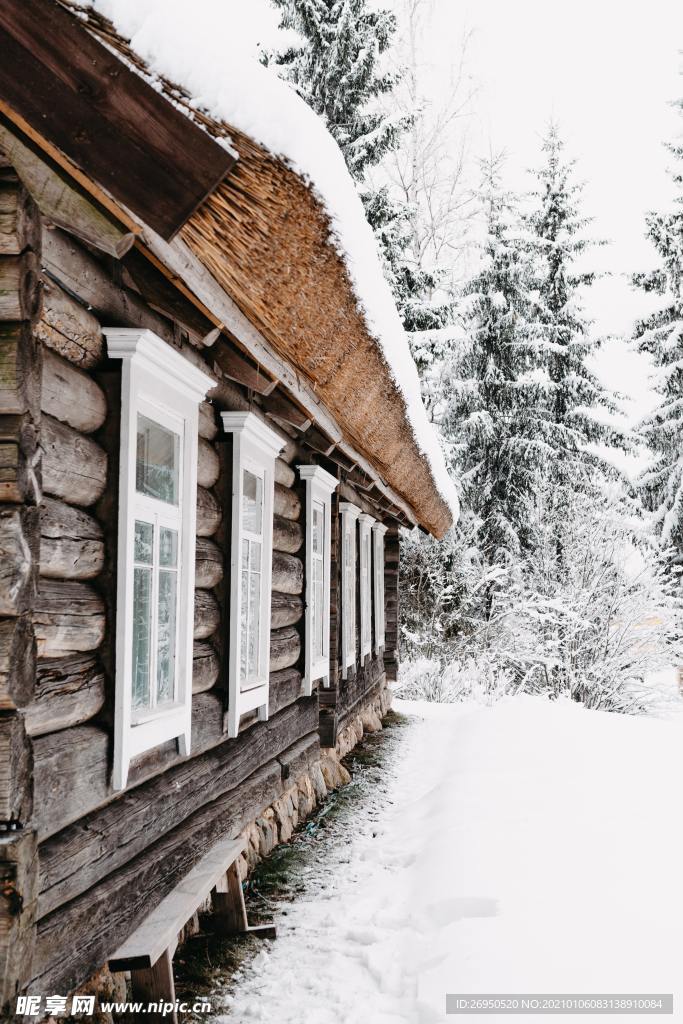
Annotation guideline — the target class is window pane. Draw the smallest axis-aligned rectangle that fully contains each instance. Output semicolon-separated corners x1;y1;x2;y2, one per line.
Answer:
134;520;153;564
136;414;180;505
248;571;261;680
314;578;324;659
157;569;177;703
312;501;324;554
250;540;261;572
240;569;248;682
132;566;152;709
242;470;263;535
159;527;178;568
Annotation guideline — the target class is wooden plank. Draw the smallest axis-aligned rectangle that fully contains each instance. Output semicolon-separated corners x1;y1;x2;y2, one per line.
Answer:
0;121;135;258
211;338;276;396
109;835;245;970
129;948;177;1024
0;0;234;239
212;859;249;935
36;698;318;911
261;389;312;431
32;761;283;995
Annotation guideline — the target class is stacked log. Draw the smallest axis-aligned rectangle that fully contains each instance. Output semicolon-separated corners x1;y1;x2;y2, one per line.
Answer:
0;161;41;1007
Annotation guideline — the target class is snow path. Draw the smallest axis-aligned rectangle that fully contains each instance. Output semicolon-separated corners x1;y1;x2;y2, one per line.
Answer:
218;697;683;1023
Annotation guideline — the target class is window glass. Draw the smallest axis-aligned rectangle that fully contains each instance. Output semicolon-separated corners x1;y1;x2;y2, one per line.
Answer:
159;526;178;567
157;567;177;703
136;415;180;505
240;514;263;690
242;469;263;535
132;565;152;709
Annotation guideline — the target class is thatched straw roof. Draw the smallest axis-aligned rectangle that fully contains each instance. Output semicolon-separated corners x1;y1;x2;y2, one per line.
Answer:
58;1;456;538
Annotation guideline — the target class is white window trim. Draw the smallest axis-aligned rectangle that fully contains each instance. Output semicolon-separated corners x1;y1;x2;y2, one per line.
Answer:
358;513;375;660
222;412;284;738
299;465;338;695
339;502;360;679
105;328;214;792
373;522;388;654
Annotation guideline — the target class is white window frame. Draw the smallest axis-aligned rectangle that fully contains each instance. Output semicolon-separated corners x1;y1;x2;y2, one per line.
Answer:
105;328;214;791
299;465;338;695
373;522;388;654
339;502;360;679
358;513;375;660
222;412;284;738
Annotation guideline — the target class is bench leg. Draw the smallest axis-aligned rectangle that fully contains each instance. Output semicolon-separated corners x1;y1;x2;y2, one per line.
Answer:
212;861;249;935
130;947;177;1024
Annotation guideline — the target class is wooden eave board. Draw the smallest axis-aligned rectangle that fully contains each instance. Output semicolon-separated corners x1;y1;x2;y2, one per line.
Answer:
0;0;235;240
108;836;245;971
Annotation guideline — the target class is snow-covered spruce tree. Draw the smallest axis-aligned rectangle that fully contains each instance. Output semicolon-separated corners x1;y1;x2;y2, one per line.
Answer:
633;98;683;552
267;0;452;345
440;158;550;570
525;124;626;487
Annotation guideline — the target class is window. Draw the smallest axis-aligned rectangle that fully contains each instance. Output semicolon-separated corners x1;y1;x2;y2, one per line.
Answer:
373;522;388;653
299;465;338;694
222;412;284;737
358;514;375;659
339;502;360;678
106;328;214;791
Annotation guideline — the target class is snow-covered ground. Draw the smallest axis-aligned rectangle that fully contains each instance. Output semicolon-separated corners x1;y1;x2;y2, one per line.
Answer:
218;696;683;1023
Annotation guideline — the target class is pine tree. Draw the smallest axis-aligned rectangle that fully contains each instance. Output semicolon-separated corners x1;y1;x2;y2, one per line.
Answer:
525;124;626;487
267;0;452;341
441;158;550;568
633;98;683;551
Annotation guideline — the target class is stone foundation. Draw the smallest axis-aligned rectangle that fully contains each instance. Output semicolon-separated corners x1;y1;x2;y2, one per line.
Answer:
60;681;392;1021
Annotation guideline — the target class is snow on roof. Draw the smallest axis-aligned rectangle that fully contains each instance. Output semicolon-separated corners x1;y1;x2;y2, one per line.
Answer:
88;0;459;525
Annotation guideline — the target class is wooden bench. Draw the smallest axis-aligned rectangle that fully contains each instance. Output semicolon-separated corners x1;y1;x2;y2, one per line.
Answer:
108;835;276;1023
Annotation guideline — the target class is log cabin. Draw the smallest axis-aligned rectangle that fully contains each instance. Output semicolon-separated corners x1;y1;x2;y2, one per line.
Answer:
0;0;456;1014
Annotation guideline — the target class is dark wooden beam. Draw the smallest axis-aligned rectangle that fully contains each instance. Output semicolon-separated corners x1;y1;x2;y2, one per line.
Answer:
0;0;234;240
261;389;312;431
211;338;277;396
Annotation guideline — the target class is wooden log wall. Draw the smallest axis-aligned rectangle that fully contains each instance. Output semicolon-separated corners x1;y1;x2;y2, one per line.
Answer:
0;156;41;1007
1;196;317;999
0;128;398;1005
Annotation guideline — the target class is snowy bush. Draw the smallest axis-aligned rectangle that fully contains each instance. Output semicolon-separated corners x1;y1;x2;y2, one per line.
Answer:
400;483;683;715
396;655;518;705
